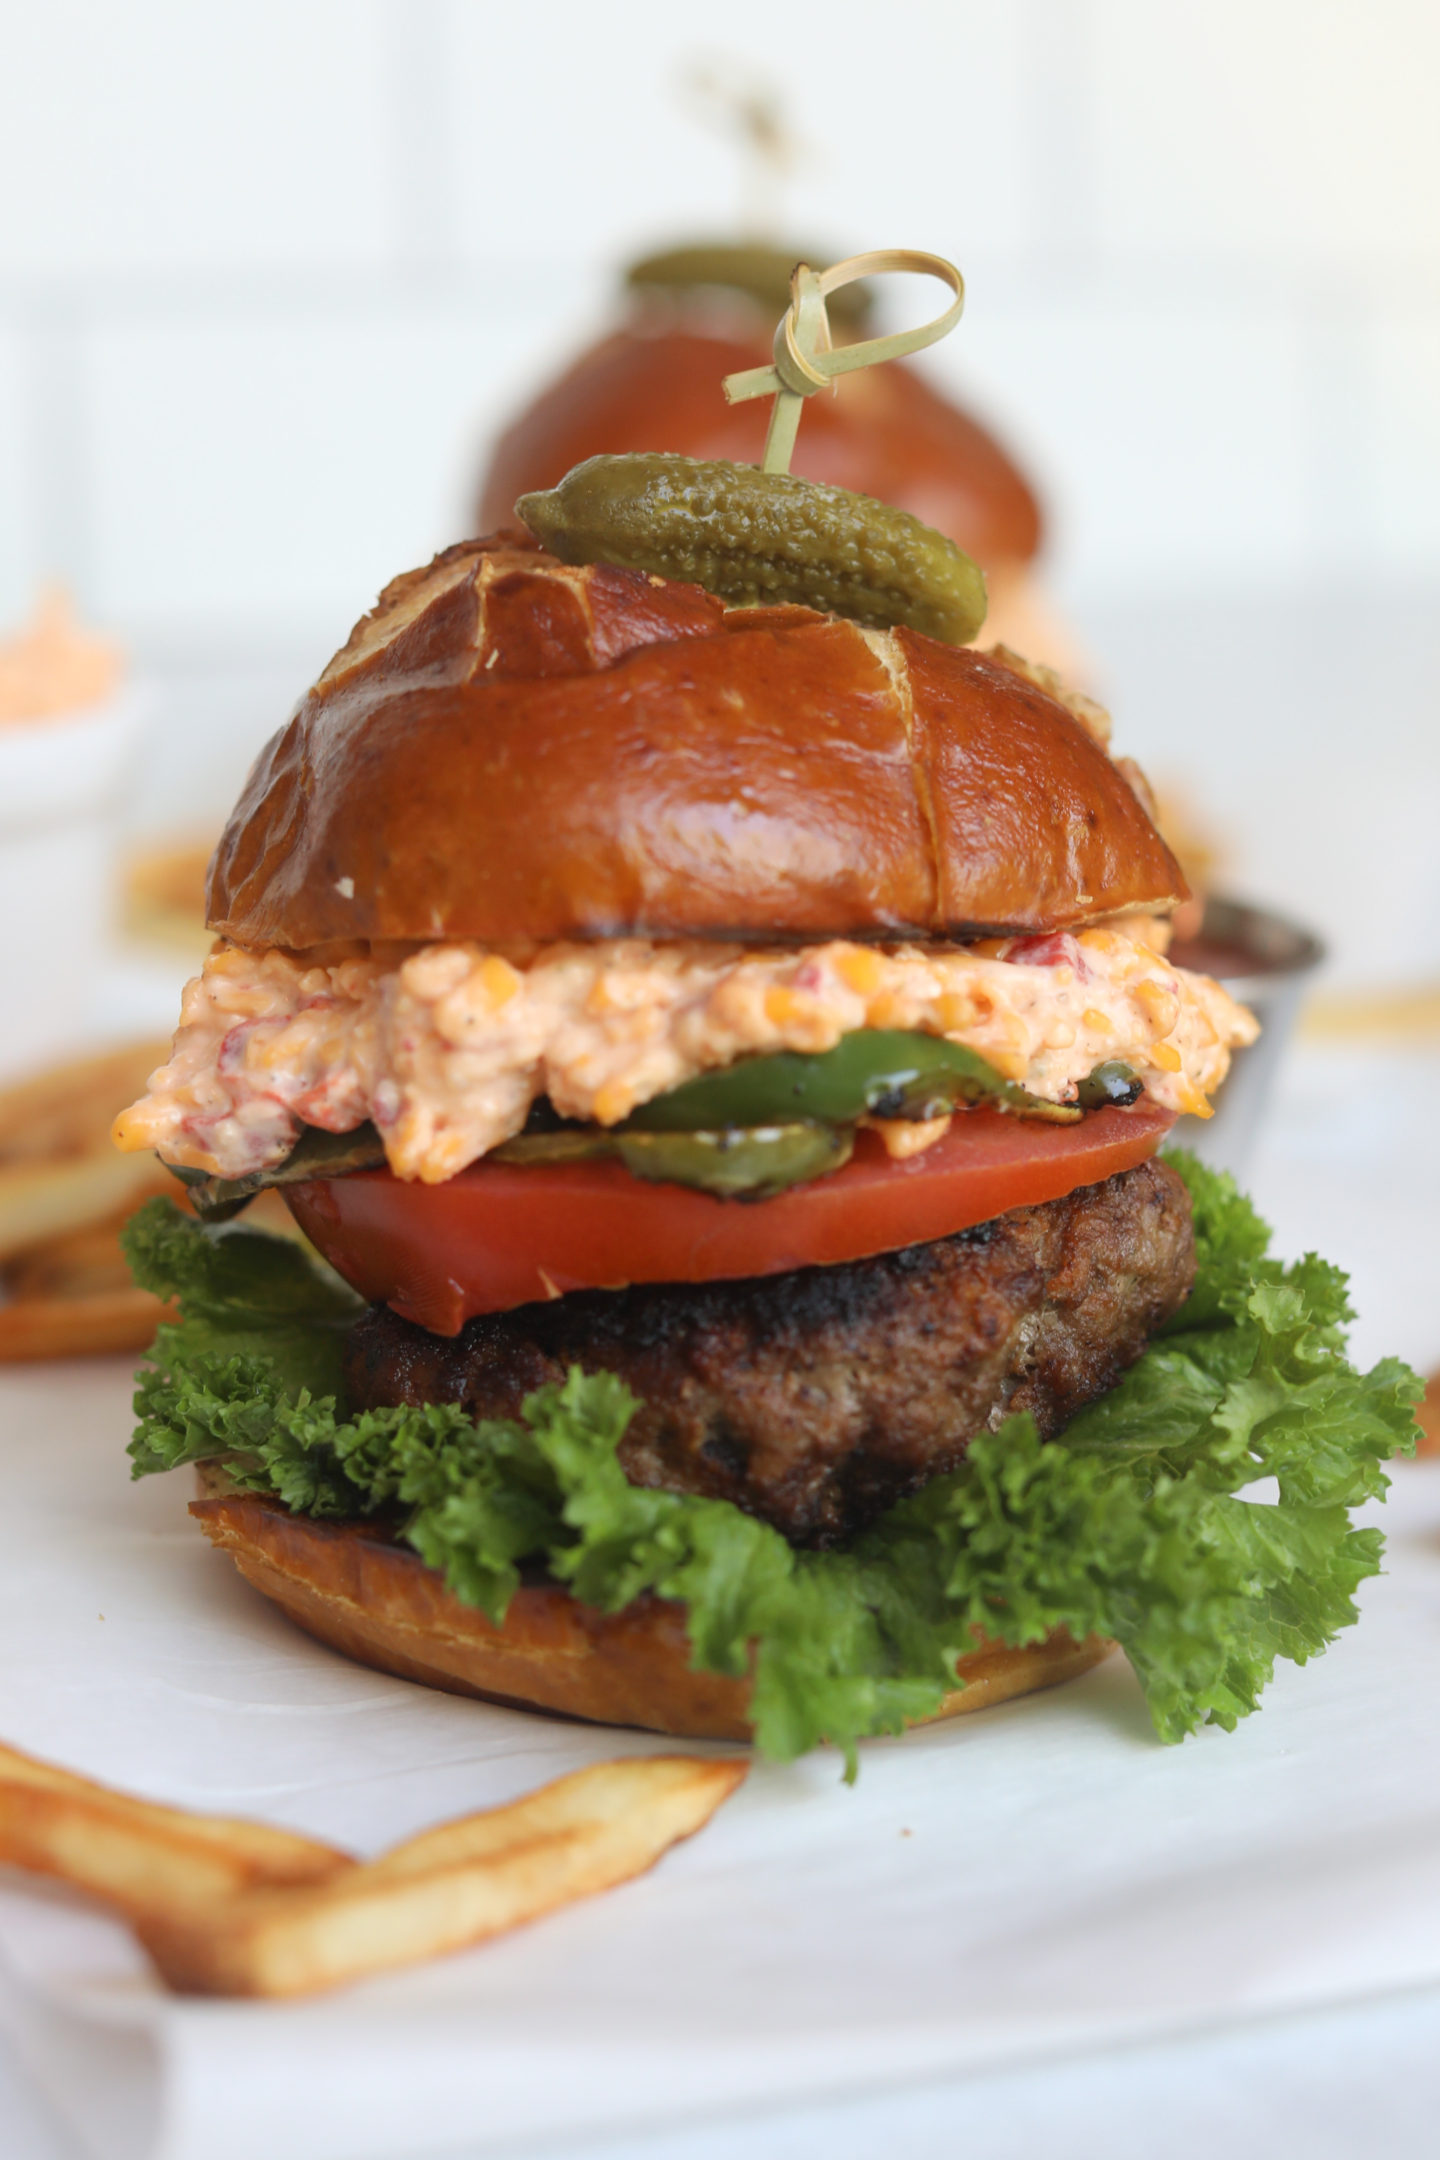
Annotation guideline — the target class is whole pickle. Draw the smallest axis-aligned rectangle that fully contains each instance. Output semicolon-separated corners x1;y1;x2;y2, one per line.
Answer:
626;1031;1080;1132
517;455;988;645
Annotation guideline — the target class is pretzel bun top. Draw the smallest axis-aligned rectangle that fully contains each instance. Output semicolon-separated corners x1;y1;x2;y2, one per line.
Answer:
475;319;1043;572
206;535;1186;951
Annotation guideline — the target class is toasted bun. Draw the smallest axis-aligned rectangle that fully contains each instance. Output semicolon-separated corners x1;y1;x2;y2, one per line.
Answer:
192;1487;1114;1741
207;538;1185;949
476;323;1043;572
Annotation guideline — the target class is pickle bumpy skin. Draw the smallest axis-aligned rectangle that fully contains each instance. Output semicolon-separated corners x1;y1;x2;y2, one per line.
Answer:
517;455;988;645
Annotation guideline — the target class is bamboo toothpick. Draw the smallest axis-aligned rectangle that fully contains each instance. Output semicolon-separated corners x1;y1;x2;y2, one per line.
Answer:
680;58;802;236
723;248;966;475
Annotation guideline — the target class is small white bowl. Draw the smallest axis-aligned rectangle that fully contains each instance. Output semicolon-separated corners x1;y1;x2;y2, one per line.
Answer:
0;686;149;1080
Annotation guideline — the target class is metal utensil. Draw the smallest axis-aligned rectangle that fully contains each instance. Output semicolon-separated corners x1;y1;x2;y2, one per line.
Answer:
1169;895;1324;1179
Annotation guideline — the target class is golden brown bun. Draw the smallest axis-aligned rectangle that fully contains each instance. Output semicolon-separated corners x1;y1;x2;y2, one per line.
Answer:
207;539;1186;948
192;1487;1115;1742
476;321;1043;573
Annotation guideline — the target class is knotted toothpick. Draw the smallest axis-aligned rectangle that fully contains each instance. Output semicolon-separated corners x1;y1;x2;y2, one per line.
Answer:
722;249;966;475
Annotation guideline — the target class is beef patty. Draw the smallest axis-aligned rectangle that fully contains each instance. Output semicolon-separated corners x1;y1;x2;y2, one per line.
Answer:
344;1157;1194;1548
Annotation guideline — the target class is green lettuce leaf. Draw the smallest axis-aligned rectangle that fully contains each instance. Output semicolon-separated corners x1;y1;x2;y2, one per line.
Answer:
120;1154;1421;1773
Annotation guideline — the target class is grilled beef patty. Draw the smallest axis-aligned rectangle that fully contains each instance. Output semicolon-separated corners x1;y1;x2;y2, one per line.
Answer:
343;1158;1194;1548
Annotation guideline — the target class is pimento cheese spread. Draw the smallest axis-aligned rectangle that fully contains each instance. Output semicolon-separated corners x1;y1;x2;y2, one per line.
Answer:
114;928;1257;1186
0;587;123;724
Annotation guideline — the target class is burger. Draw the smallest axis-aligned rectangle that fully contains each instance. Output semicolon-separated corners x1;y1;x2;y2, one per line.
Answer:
474;242;1083;673
113;509;1416;1772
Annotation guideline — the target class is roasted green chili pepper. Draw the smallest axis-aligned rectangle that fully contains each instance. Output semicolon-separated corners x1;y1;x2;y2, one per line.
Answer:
625;1031;1082;1132
168;1115;849;1217
1074;1061;1143;1110
168;1034;1130;1223
168;1122;388;1224
494;1122;852;1200
517;455;988;645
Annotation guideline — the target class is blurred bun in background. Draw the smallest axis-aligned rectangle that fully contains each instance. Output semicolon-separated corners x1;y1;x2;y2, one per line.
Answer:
475;239;1086;678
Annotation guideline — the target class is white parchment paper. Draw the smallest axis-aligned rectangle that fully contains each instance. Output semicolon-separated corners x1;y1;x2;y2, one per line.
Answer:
0;1357;1436;2160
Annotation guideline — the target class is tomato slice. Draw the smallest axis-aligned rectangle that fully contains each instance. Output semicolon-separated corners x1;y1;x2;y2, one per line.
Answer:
286;1100;1176;1334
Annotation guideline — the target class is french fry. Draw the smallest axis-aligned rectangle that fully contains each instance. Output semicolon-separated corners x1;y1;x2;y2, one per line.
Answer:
1417;1371;1440;1457
122;840;216;957
0;1181;303;1363
366;1753;745;1877
0;1040;317;1362
0;1038;175;1268
0;1285;175;1362
0;1042;172;1170
136;1756;747;1998
6;1219;146;1301
0;1150;172;1266
0;1783;349;1917
0;1742;349;1913
1302;983;1440;1046
0;1740;746;1998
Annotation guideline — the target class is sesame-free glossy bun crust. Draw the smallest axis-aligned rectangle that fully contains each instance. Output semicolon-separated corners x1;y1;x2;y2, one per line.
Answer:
206;537;1185;949
476;324;1044;572
192;1485;1114;1742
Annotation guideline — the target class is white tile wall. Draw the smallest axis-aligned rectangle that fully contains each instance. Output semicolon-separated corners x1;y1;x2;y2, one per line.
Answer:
1083;589;1440;989
85;282;592;638
0;0;1435;948
1371;304;1440;568
1091;1;1440;270
1;0;1436;640
0;0;394;277
0;332;27;615
444;0;1035;270
928;282;1316;590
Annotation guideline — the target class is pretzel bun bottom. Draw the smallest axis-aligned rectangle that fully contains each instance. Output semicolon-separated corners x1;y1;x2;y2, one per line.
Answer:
192;1488;1113;1742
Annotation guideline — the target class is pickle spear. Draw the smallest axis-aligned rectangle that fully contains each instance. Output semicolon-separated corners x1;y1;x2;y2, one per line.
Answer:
494;1122;852;1200
517;455;987;645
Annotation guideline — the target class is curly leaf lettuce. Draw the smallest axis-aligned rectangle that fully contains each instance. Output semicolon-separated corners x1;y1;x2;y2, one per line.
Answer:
121;1156;1420;1772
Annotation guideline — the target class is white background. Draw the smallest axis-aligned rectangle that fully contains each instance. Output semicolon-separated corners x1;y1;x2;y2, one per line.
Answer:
3;1;1439;631
1;12;1440;2154
0;1;1438;984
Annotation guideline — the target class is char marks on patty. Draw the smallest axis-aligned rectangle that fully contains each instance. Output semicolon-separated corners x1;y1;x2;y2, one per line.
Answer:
343;1159;1195;1548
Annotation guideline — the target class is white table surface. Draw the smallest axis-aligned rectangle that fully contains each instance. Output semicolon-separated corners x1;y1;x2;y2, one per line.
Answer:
0;1034;1436;2160
4;1978;1440;2160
